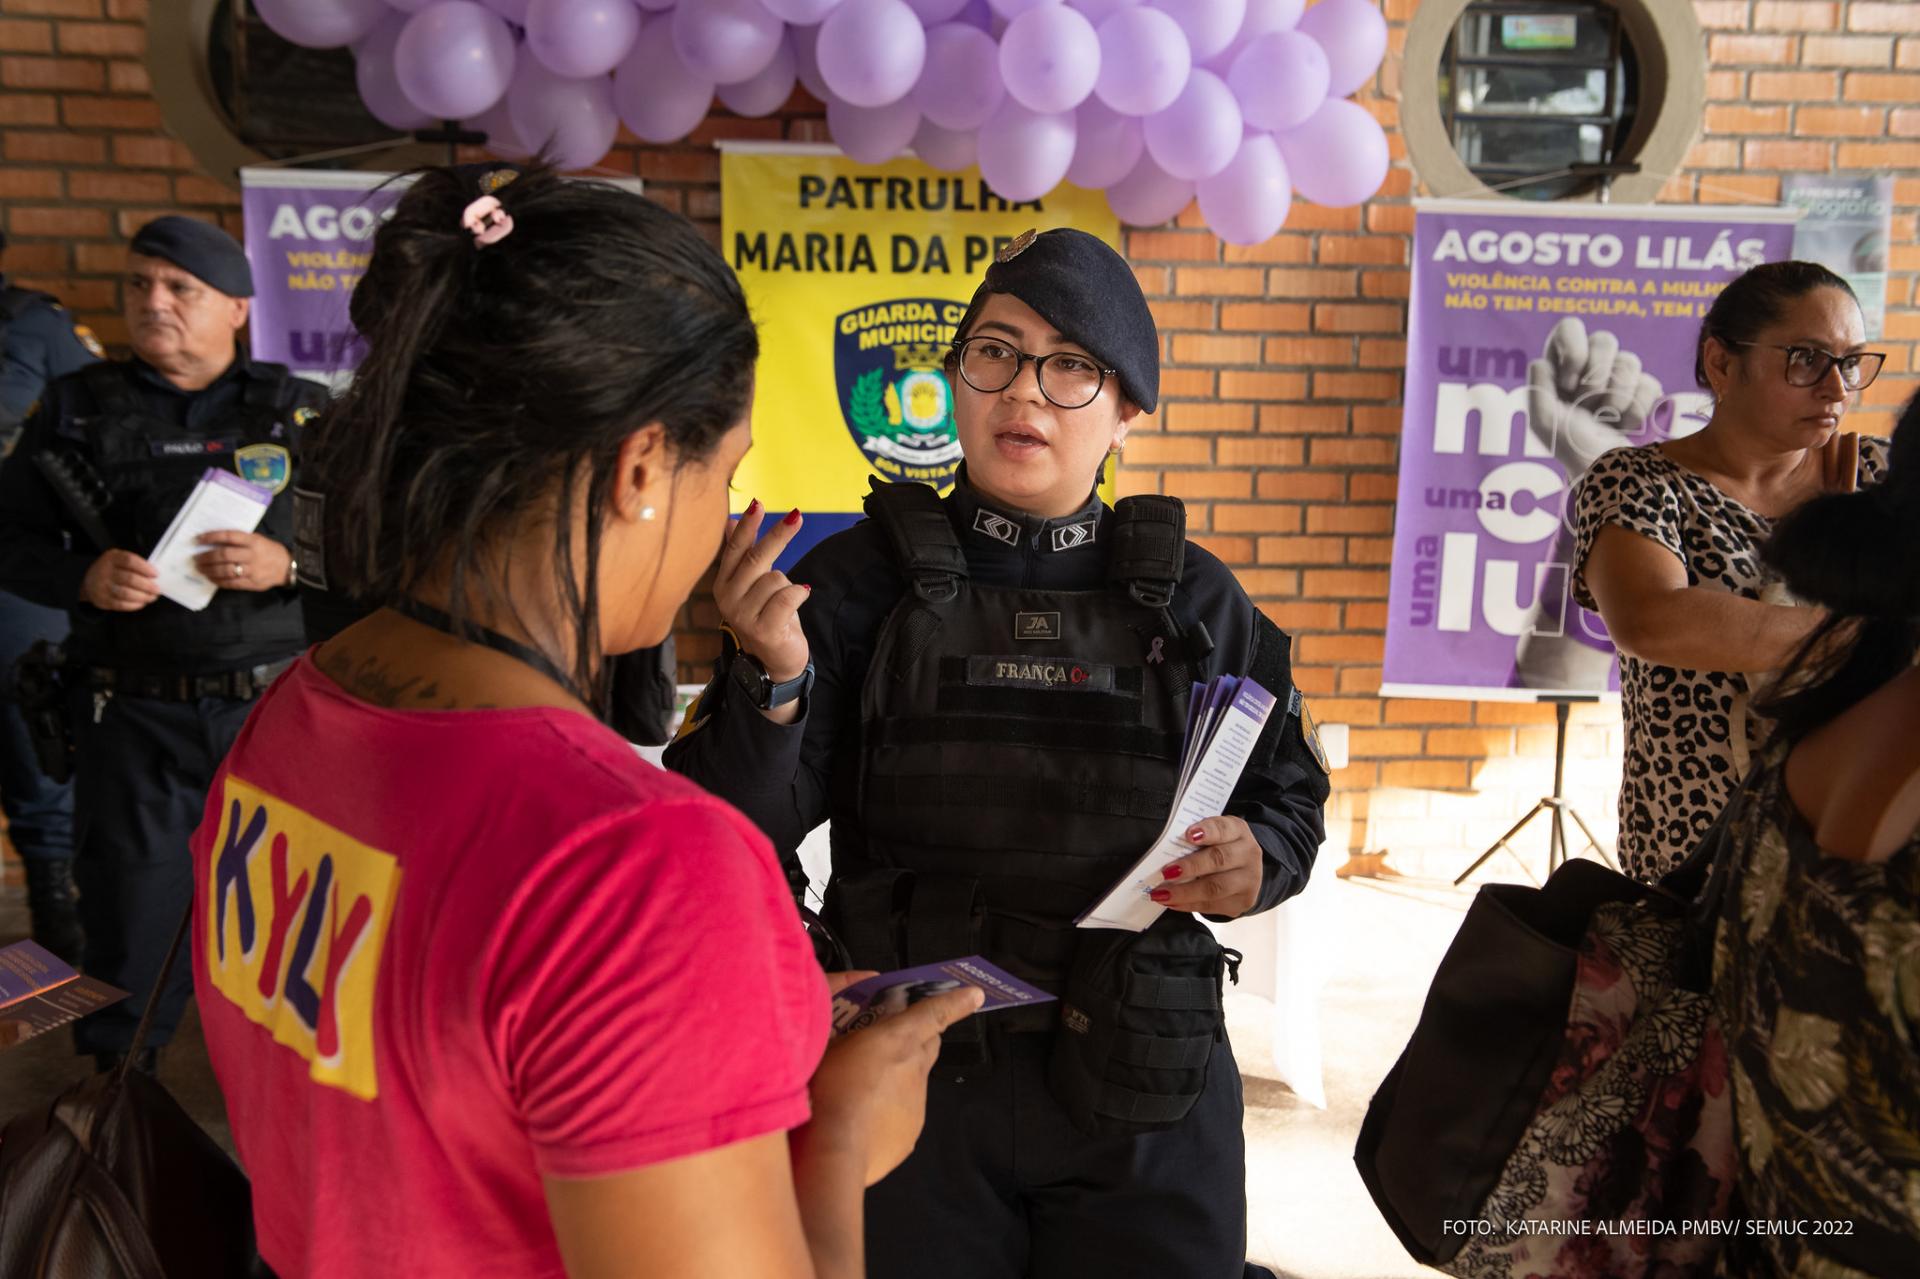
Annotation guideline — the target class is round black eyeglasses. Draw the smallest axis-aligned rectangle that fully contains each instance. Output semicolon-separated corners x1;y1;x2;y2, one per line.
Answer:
952;336;1117;410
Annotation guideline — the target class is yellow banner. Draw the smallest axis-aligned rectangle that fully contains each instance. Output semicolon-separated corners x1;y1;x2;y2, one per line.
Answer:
721;144;1120;528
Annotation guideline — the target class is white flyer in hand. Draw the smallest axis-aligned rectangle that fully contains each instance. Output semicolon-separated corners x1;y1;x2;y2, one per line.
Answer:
1076;676;1278;933
147;468;273;611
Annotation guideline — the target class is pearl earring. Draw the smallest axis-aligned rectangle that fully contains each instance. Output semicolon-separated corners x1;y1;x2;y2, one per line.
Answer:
640;506;656;521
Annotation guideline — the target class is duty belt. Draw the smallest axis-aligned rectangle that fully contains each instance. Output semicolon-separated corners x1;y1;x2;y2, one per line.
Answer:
89;658;294;702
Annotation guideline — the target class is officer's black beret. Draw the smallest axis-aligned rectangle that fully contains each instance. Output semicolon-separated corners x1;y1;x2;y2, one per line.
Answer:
129;215;253;298
953;227;1159;414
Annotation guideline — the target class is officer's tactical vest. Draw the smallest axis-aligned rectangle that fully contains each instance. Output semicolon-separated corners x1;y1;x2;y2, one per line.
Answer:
58;361;315;669
827;482;1235;1127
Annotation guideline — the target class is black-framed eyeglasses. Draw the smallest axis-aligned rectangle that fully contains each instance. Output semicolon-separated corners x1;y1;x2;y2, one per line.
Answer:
952;336;1116;410
1721;340;1886;391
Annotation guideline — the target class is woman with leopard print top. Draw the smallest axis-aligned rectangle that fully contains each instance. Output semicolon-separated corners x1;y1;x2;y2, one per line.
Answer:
1571;262;1891;881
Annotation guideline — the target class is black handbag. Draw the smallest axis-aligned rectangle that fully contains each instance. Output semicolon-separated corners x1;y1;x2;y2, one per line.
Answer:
0;913;262;1279
1354;792;1747;1279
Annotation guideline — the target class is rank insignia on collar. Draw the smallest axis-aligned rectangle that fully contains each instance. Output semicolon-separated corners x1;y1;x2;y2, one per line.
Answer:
1051;519;1095;552
997;229;1037;263
973;508;1020;546
292;406;318;428
234;442;291;495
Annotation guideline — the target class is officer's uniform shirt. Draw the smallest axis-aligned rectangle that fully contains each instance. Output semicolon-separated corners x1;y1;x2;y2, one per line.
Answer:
665;480;1330;916
0;349;316;675
0;276;103;434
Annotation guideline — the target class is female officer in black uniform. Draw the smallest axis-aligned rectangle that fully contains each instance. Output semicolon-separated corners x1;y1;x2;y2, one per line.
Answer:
666;228;1329;1278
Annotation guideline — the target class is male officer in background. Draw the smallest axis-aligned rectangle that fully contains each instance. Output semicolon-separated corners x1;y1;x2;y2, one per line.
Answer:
1;230;105;961
0;216;326;1071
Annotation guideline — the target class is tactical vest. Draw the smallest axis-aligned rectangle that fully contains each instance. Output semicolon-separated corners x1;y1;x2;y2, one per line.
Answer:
826;481;1231;1101
58;361;317;671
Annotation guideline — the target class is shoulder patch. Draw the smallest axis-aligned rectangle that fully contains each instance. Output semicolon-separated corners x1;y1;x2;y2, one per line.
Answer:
1294;688;1331;775
71;323;105;359
235;442;291;495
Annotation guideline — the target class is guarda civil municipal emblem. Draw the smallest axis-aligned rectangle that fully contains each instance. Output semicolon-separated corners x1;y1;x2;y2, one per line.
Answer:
835;296;967;489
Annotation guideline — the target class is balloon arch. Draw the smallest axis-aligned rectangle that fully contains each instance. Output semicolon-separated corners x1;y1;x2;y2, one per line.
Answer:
257;0;1391;245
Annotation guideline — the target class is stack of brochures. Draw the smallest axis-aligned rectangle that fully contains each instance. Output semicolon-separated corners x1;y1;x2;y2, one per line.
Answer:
1076;675;1278;933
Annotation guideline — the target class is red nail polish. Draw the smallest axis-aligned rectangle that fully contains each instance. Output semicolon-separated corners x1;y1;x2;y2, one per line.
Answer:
1150;889;1172;903
1162;864;1183;880
784;508;802;526
1187;828;1205;842
746;498;761;515
802;584;813;593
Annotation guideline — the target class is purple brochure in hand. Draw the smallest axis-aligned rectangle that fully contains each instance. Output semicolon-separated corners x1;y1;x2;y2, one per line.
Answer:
830;955;1055;1037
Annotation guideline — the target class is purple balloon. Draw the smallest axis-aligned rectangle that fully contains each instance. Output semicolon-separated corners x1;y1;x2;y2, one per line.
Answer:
464;94;535;159
1297;0;1387;99
1064;95;1142;189
673;0;784;85
1142;67;1239;180
1106;151;1192;226
954;0;995;31
525;0;639;78
718;31;799;116
819;0;927;108
508;58;619;169
1210;0;1304;70
1276;98;1387;205
481;0;531;23
1094;6;1189;117
636;0;677;10
355;16;434;130
906;0;969;19
1228;30;1327;132
1197;132;1289;244
828;95;921;163
764;0;845;21
1072;0;1138;22
1149;0;1244;62
915;23;1004;131
987;0;1059;17
791;23;832;101
615;19;716;142
255;0;387;49
395;3;517;120
977;99;1076;202
1000;4;1099;114
912;118;978;171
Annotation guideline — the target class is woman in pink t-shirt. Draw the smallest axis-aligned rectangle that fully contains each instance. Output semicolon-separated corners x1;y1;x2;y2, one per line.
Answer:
190;163;981;1279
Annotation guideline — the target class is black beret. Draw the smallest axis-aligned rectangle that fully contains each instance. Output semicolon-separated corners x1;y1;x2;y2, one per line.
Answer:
953;227;1159;414
130;215;253;298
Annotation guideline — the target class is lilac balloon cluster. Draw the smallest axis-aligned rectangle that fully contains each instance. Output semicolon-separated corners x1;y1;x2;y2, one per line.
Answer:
258;0;1391;244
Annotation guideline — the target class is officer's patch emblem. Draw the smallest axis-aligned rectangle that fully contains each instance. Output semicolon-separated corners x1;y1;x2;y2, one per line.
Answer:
235;443;291;495
972;509;1020;545
71;323;106;359
292;406;318;428
1015;612;1060;641
1051;519;1095;552
835;297;964;490
1294;689;1331;775
997;228;1037;263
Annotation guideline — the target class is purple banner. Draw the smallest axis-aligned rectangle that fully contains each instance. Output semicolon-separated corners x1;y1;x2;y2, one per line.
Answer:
1381;202;1796;701
240;170;406;386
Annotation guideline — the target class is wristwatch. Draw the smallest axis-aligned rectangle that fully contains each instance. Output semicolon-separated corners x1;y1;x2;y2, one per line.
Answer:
730;649;815;711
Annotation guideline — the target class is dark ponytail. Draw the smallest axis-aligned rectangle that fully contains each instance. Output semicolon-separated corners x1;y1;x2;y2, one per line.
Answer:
306;162;757;701
1695;260;1857;390
1756;400;1919;740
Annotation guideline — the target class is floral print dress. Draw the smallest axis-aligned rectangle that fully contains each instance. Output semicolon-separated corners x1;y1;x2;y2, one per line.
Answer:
1712;737;1920;1278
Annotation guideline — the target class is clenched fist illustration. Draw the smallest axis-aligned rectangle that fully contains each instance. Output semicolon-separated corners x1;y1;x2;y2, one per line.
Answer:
1526;317;1665;477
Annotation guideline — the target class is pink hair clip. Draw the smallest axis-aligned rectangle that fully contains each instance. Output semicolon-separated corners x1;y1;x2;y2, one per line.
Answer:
461;195;513;248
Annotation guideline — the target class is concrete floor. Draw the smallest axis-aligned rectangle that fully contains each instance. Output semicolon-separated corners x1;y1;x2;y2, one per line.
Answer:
0;870;1480;1279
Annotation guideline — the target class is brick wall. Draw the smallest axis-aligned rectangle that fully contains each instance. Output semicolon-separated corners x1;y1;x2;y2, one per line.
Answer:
3;0;1915;878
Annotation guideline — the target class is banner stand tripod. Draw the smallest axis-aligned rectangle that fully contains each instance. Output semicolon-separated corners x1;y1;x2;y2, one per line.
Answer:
1453;694;1616;886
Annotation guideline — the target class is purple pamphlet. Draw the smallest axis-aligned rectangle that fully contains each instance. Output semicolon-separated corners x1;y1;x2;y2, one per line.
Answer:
0;939;129;1052
830;956;1055;1037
